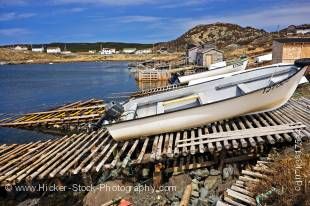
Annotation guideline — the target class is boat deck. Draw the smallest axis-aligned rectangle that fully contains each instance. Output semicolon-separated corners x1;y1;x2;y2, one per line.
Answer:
0;98;308;186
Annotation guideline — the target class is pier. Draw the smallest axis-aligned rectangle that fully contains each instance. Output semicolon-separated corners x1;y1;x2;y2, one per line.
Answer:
0;98;308;187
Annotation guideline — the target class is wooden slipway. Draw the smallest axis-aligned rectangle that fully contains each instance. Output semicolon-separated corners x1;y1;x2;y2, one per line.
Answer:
0;98;309;186
0;99;105;132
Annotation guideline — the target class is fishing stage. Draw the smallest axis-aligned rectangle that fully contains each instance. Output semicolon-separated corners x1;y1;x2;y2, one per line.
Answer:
0;98;308;188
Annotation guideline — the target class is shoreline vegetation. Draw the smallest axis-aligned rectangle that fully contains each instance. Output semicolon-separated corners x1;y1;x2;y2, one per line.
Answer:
0;48;182;65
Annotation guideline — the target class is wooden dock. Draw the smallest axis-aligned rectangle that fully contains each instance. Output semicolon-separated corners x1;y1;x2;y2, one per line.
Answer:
0;99;105;133
0;98;308;186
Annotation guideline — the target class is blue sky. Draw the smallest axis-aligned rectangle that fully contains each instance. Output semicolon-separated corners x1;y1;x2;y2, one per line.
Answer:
0;0;309;45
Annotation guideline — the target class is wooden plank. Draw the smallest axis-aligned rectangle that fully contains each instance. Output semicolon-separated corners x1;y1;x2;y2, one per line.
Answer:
176;124;305;148
241;170;269;180
151;135;159;161
0;114;101;126
136;138;149;164
95;143;118;172
190;129;196;155
237;117;256;148
167;133;174;158
197;128;205;153
173;132;181;157
205;127;215;153
224;195;247;206
156;135;163;160
182;131;188;156
218;122;231;150
122;140;139;168
226;189;256;206
231;185;254;197
162;134;170;157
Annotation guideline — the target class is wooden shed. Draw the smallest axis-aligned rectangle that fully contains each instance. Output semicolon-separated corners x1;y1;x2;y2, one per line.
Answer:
272;38;310;64
196;48;224;67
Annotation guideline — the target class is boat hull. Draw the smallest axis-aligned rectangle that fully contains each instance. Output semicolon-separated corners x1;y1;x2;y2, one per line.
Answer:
178;60;248;84
107;66;306;141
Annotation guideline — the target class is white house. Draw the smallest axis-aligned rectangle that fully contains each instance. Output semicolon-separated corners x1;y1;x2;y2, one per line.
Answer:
255;53;272;63
135;49;152;54
46;47;61;54
88;50;96;54
100;48;116;55
295;25;310;34
14;46;28;51
32;47;44;52
122;48;136;54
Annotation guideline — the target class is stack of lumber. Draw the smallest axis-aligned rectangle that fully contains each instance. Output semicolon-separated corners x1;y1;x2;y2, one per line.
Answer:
217;155;275;206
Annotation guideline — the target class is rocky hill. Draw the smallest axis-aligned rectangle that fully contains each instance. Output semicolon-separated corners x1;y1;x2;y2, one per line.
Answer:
155;23;291;58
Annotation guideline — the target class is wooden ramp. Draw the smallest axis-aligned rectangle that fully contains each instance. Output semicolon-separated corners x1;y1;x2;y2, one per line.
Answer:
0;99;105;133
0;98;308;186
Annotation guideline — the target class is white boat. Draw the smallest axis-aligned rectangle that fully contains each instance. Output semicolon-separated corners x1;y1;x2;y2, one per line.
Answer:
177;58;248;84
105;59;309;141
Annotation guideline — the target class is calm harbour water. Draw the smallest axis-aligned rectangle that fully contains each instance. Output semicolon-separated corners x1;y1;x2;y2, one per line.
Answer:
0;61;138;144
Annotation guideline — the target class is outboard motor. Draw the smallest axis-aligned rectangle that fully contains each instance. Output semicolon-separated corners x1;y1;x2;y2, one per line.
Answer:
93;101;124;130
105;101;124;120
294;58;310;68
169;73;180;84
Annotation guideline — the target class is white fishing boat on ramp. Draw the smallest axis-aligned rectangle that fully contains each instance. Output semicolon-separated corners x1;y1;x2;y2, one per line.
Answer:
177;58;248;84
104;59;309;141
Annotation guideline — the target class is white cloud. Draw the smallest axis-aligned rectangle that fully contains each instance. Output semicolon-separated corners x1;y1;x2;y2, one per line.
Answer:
0;28;30;36
0;12;36;21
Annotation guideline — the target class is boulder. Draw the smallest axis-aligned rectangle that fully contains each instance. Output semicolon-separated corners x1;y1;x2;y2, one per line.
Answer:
167;174;192;201
191;179;200;192
83;180;132;206
191;190;200;198
204;176;221;191
198;198;209;206
190;168;209;180
191;198;199;206
210;169;221;176
17;198;40;206
222;164;234;180
199;187;208;199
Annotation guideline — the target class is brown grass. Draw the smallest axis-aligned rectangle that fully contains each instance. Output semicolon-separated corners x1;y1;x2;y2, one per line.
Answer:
0;48;182;64
253;151;310;206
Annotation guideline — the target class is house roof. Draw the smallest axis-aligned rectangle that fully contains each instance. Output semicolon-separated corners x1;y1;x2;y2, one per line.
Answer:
197;48;223;54
274;38;310;43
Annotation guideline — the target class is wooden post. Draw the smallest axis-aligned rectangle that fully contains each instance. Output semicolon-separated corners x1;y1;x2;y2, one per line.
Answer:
153;163;163;189
180;184;192;206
